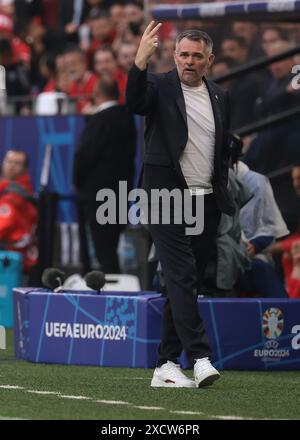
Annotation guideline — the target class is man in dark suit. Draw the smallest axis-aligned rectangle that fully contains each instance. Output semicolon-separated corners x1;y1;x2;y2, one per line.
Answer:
126;23;234;388
73;80;136;273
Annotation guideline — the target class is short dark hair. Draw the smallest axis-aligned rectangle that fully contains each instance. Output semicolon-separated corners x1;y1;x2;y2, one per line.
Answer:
262;26;289;42
88;9;109;21
214;56;239;70
222;35;248;49
62;44;84;59
96;79;119;101
95;45;117;60
125;0;143;10
176;29;213;53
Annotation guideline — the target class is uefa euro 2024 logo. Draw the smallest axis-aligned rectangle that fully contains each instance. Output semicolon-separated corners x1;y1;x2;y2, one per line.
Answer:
262;308;284;340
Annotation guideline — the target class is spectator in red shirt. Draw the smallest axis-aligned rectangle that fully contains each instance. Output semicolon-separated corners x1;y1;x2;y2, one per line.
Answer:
0;149;38;271
94;45;127;104
63;45;98;113
271;165;300;298
0;12;31;66
86;9;116;65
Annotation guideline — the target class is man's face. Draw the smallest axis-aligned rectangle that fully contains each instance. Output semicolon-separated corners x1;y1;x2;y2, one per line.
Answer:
292;166;300;196
118;44;136;72
110;5;125;26
124;4;143;24
90;17;111;41
232;22;257;44
161;39;175;62
94;50;117;76
221;39;247;63
262;29;281;53
63;52;85;82
174;38;214;87
1;151;27;180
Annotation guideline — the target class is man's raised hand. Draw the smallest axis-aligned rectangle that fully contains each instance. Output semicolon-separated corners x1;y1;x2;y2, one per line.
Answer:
135;21;162;71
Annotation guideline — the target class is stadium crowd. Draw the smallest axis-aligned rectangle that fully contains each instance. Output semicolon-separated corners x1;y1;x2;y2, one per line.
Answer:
0;0;300;120
0;0;300;298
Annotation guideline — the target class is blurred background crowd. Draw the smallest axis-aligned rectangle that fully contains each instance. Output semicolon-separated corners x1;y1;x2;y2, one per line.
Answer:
0;0;299;120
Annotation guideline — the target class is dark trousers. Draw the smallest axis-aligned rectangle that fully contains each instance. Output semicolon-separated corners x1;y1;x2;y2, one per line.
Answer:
148;193;221;366
85;202;125;274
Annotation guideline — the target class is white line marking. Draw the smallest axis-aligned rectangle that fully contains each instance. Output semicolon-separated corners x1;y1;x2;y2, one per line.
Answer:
171;410;205;415
0;384;280;420
0;385;25;390
27;390;60;396
0;416;28;420
59;395;92;400
95;400;130;405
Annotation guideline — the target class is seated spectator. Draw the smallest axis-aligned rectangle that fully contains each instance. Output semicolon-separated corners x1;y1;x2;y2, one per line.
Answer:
235;160;289;297
211;139;288;298
62;45;98;113
0;150;38;271
244;40;300;174
271;164;300;298
117;41;137;73
0;37;31;113
211;57;262;130
0;12;31;67
221;35;249;64
86;9;116;64
261;26;289;55
232;21;264;60
94;45;127;104
124;0;144;37
159;37;175;65
215;168;253;295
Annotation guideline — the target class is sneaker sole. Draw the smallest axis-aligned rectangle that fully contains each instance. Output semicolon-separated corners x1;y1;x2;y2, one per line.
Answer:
151;377;196;388
196;373;220;388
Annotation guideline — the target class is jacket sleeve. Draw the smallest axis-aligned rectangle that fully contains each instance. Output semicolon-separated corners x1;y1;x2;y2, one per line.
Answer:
126;63;158;116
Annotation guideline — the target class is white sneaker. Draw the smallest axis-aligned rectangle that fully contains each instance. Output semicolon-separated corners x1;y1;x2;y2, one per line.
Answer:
151;361;196;388
194;357;220;387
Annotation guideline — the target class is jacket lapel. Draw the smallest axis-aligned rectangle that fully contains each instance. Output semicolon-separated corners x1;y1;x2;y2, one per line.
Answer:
167;69;187;127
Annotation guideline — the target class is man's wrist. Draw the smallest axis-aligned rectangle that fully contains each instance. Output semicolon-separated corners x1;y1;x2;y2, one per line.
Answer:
134;58;148;71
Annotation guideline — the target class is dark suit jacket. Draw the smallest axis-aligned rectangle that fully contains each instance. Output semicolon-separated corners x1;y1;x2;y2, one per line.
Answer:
126;64;234;215
73;105;136;201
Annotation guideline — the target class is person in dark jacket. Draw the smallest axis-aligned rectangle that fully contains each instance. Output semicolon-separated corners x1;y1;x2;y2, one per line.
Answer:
73;79;136;273
126;23;234;388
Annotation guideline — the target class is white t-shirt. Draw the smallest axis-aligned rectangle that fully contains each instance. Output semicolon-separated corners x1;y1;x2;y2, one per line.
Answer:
179;81;215;195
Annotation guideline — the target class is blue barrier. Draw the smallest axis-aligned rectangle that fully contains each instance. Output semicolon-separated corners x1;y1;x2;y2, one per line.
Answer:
151;1;300;21
14;288;300;370
0;252;23;328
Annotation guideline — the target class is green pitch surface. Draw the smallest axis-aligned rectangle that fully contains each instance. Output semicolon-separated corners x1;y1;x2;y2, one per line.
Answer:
0;331;299;420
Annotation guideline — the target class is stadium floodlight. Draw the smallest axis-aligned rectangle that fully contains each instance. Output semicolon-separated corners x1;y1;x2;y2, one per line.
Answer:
0;326;6;350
